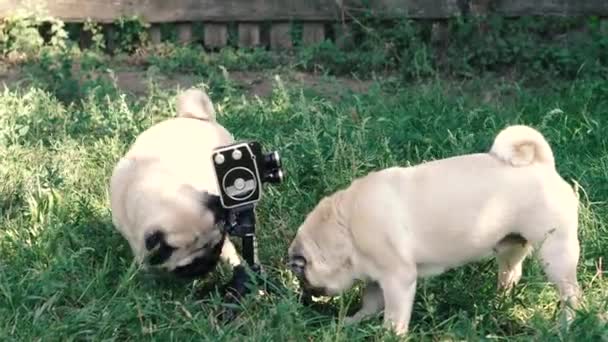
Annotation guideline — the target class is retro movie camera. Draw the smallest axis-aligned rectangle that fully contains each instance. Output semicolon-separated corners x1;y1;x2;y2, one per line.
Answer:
211;141;284;272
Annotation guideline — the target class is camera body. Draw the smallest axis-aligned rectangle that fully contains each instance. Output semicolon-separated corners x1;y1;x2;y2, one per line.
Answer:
212;141;284;210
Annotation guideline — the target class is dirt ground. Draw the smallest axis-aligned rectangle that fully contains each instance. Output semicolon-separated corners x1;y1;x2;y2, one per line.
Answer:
0;63;374;98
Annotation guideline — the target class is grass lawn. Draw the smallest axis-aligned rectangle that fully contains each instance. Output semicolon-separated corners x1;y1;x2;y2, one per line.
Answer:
0;65;607;341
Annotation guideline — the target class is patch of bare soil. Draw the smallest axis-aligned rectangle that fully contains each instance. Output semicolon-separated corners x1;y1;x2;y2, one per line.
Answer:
0;63;374;99
0;67;23;88
112;69;375;98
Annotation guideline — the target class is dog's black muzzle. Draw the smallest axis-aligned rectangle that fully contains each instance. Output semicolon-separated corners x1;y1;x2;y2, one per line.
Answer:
170;233;226;279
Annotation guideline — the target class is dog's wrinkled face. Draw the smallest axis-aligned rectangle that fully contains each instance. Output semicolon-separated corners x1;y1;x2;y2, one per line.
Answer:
142;191;227;279
288;196;356;296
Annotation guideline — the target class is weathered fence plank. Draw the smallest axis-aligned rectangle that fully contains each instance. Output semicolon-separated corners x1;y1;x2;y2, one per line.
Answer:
334;22;354;49
496;0;608;17
204;23;228;48
270;23;292;50
103;24;116;53
340;0;608;17
340;0;462;19
3;0;607;23
302;23;325;46
177;22;193;44
2;0;607;54
149;24;162;44
470;0;491;16
431;21;449;45
238;23;261;48
0;0;340;23
78;25;92;49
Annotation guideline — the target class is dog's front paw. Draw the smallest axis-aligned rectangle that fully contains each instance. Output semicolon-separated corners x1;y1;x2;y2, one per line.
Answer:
343;315;360;326
343;310;377;326
383;319;409;337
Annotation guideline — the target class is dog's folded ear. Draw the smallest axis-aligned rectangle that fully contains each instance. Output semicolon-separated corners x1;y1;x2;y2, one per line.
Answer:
145;230;164;250
177;184;226;223
144;229;176;265
203;192;225;223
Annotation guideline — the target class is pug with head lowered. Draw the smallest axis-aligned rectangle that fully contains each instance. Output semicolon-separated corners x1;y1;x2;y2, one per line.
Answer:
110;88;249;297
288;125;581;336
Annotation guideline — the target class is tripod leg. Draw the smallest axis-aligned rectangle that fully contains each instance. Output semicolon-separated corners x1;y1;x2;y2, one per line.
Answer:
223;235;260;300
242;234;260;269
218;207;267;322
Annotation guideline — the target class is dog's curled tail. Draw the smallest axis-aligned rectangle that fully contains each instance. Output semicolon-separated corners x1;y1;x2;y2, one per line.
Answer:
176;88;216;121
490;125;555;168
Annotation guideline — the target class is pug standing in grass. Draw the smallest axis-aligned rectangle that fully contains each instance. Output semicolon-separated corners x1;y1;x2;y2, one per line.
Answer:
110;88;249;297
288;125;581;336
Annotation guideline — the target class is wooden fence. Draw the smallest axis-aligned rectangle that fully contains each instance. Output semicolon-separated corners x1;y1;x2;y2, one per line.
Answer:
1;0;607;51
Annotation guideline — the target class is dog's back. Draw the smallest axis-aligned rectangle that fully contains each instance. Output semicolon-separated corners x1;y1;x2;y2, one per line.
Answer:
345;125;577;266
123;119;232;190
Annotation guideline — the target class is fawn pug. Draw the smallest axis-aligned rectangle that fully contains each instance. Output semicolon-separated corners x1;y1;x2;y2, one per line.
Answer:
288;125;580;335
110;88;250;296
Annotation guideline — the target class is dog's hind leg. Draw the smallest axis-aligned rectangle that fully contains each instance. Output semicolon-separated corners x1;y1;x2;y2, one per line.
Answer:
537;229;581;323
495;235;532;292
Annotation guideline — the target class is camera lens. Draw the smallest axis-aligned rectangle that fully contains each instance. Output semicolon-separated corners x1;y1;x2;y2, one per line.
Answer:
263;151;281;170
263;169;284;184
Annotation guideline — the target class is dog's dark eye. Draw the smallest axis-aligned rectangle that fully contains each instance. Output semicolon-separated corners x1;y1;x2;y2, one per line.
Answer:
289;255;307;276
292;255;306;266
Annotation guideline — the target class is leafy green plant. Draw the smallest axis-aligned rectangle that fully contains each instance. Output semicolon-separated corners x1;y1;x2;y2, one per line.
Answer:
146;44;277;75
83;19;106;52
440;15;603;78
113;16;149;53
295;14;607;80
0;9;68;61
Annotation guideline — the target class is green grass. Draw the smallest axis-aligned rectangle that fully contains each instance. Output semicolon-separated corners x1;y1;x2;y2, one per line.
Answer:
0;68;607;341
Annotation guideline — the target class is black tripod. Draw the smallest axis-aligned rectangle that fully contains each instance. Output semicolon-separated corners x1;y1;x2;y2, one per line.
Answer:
224;204;262;276
215;203;289;322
